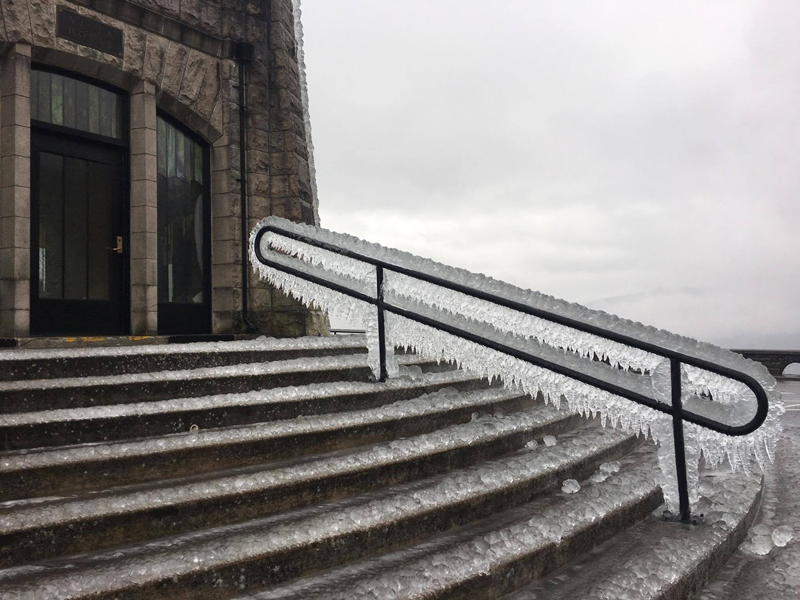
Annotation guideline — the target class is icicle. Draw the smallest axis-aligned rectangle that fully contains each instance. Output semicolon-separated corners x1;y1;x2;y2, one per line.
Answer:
249;217;785;508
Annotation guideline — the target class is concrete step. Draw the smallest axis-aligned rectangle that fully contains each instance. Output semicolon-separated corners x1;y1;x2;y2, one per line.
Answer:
0;353;445;414
0;383;548;501
0;422;641;600
0;336;368;381
502;468;763;600
246;445;661;600
0;397;581;567
0;369;490;451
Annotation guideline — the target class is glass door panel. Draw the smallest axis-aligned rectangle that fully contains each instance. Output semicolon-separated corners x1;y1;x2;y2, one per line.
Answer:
156;115;210;334
31;132;126;335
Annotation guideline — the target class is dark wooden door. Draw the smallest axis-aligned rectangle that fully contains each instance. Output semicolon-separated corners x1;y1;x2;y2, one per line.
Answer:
30;131;128;335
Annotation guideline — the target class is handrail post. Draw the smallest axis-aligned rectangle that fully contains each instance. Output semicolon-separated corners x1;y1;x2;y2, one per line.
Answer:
376;266;388;382
671;358;691;522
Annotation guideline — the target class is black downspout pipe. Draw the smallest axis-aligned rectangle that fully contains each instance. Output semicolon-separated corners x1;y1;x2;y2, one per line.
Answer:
234;41;257;333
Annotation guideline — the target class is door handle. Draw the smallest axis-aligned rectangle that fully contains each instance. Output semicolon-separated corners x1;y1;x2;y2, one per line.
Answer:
107;236;123;254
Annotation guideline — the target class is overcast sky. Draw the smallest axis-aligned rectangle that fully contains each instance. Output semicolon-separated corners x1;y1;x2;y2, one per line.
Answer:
300;0;800;349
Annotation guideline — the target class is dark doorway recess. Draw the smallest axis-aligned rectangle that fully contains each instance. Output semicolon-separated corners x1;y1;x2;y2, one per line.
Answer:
30;131;129;335
156;113;211;335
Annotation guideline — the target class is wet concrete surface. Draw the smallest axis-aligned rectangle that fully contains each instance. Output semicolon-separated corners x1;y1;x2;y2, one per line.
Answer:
698;378;800;600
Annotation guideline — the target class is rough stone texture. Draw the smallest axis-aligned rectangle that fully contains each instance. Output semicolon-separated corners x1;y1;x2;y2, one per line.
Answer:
0;44;31;338
0;0;324;337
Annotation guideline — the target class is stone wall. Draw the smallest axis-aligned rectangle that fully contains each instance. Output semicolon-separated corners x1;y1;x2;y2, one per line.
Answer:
0;0;327;337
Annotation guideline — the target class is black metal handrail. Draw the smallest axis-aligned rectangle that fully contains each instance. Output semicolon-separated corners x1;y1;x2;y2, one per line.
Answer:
253;224;771;522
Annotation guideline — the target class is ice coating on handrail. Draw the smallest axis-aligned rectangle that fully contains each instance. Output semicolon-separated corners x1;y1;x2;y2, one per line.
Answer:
249;217;784;509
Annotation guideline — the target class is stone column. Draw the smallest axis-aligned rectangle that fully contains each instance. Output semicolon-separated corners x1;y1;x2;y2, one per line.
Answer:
211;131;241;334
0;43;31;338
129;81;158;334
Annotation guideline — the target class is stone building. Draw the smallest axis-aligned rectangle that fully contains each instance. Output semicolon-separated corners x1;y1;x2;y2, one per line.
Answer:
0;0;326;338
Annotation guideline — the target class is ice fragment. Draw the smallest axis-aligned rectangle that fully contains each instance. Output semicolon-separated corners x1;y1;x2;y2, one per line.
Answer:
772;525;793;547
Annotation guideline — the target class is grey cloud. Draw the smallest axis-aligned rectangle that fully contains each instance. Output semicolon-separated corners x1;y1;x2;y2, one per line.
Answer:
303;0;800;345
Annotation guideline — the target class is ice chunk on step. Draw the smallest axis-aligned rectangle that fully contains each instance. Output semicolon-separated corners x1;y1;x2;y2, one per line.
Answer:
772;525;793;547
742;534;773;555
399;365;423;379
590;470;610;483
600;461;621;473
561;479;580;494
525;440;538;450
742;525;775;555
752;524;771;536
543;435;557;447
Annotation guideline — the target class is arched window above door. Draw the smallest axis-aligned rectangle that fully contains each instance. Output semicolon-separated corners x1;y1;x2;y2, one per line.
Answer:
30;69;123;139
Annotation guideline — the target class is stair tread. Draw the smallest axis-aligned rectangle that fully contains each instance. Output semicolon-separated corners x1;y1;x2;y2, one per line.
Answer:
0;368;477;428
0;335;366;363
0;352;403;392
243;446;659;600
0;394;569;534
0;423;636;597
0;385;520;472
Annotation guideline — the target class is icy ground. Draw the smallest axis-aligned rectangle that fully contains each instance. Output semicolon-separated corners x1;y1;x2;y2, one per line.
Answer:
698;379;800;600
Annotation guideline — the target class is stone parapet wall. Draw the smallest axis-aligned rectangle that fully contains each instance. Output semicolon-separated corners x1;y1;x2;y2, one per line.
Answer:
0;0;327;337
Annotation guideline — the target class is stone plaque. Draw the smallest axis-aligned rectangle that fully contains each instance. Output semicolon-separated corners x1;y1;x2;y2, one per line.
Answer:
56;8;124;57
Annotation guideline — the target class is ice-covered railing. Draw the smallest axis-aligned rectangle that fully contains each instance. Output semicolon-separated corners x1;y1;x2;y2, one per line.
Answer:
249;217;783;522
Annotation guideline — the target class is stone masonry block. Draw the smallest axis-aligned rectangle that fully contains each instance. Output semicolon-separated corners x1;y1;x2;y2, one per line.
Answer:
129;231;157;260
0;156;30;189
130;258;157;287
161;42;189;97
1;125;30;158
130;284;157;311
0;247;29;280
0;95;30;128
0;216;29;249
212;216;240;243
0;308;29;338
130;205;157;234
131;128;157;157
142;34;168;87
0;4;32;42
178;50;208;107
269;175;290;198
0;279;28;310
0;51;31;97
211;192;235;218
123;26;148;78
130;180;157;208
0;186;30;219
211;239;238;266
130;91;157;131
130;153;157;182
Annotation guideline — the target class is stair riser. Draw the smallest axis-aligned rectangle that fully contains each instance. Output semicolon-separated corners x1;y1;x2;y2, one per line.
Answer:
440;488;664;600
0;347;367;381
0;366;374;413
0;394;539;501
45;435;641;600
0;414;585;567
0;378;492;452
